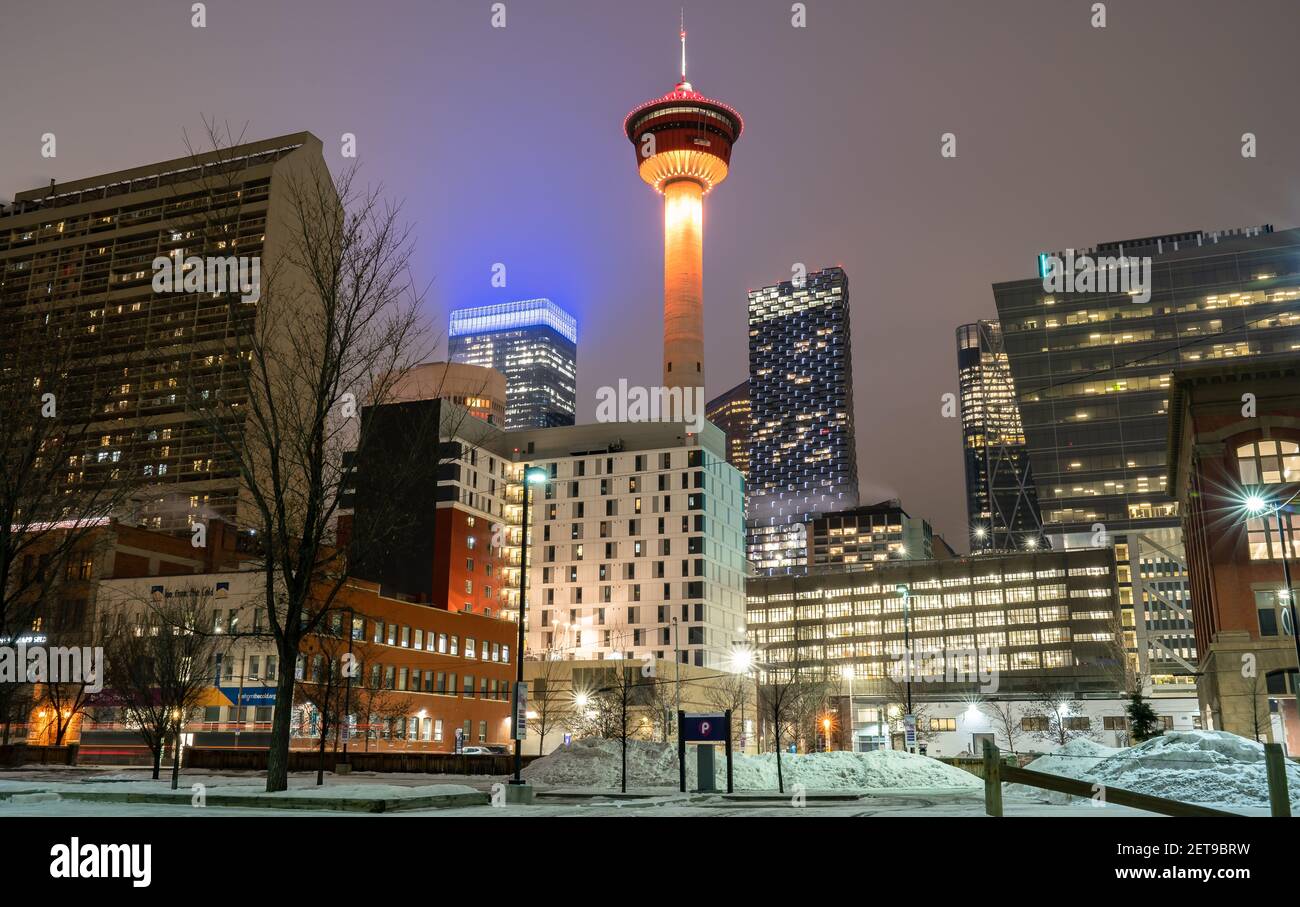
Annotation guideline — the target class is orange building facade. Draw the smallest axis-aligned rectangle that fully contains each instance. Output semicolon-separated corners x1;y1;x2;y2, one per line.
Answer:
295;579;518;752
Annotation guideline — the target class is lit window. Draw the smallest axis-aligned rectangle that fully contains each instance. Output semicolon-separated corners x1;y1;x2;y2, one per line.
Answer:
1237;440;1300;485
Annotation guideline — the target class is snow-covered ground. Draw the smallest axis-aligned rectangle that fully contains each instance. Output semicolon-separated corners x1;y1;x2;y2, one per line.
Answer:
521;738;980;791
0;731;1289;817
1012;730;1298;811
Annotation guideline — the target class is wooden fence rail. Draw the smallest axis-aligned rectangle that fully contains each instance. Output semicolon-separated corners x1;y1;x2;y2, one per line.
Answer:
982;740;1248;818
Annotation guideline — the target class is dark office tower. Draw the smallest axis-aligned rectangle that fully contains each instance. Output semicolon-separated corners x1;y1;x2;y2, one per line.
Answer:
0;132;329;532
993;224;1300;693
705;379;751;481
746;266;859;574
448;298;577;429
956;321;1046;553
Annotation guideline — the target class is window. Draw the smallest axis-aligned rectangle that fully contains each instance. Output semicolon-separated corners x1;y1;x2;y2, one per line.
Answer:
1237;440;1300;485
1246;512;1300;561
1020;715;1049;732
1255;589;1293;637
928;717;956;732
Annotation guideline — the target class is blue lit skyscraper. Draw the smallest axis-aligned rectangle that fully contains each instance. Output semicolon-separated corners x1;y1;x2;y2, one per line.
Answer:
448;299;578;429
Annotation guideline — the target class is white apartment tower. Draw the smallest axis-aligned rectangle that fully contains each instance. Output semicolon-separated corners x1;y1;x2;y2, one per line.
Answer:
511;421;747;668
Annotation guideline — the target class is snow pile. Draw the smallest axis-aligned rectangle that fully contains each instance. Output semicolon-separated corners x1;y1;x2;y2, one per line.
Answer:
521;739;679;788
1006;738;1120;805
1086;731;1299;809
522;739;980;792
1014;731;1299;811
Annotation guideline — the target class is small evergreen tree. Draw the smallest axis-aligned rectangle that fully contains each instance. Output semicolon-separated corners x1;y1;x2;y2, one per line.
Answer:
1126;690;1162;742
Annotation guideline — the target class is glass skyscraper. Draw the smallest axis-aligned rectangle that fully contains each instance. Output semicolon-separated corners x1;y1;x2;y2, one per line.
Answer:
993;224;1300;691
448;298;577;430
746;266;859;574
956;320;1046;552
705;378;751;482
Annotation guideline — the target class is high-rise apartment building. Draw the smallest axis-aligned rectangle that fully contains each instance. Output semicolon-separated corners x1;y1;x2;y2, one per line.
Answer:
993;224;1300;691
956;320;1046;552
705;378;750;481
0;132;328;531
747;266;859;573
448;298;577;430
514;421;747;669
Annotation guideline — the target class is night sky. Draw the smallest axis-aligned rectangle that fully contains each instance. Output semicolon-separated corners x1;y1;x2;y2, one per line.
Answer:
4;0;1299;550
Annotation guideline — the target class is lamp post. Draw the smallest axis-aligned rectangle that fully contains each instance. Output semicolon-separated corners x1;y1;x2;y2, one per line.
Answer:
672;616;682;722
512;465;548;785
730;644;754;754
341;606;355;764
896;583;913;752
842;665;856;753
1246;492;1300;728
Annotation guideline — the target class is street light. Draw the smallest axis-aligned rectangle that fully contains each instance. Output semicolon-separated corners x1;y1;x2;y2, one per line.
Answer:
842;665;856;753
730;644;755;753
1244;490;1300;727
511;464;548;786
896;583;913;752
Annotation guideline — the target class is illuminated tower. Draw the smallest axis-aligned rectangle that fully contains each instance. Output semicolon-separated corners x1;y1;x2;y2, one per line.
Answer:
625;20;742;404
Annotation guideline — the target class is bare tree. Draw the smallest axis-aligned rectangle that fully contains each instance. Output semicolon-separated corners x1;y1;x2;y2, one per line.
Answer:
350;681;414;753
572;658;651;793
526;657;574;755
756;644;828;792
980;699;1025;756
704;670;753;750
102;588;225;781
882;677;933;749
643;664;682;744
1024;685;1099;747
293;615;361;784
180;124;435;791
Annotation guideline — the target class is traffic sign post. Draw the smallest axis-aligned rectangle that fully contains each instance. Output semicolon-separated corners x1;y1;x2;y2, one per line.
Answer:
677;710;733;794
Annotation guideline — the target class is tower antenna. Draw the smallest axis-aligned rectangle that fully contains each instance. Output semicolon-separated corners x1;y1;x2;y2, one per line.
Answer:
679;9;687;83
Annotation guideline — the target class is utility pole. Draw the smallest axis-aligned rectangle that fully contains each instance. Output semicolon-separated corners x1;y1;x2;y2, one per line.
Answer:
341;607;355;763
897;584;913;752
672;616;682;722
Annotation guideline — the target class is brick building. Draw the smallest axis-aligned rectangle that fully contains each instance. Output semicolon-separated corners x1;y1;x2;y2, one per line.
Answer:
1169;354;1300;752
